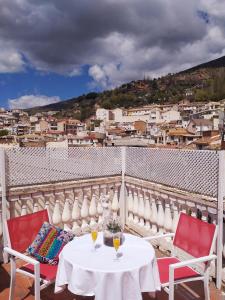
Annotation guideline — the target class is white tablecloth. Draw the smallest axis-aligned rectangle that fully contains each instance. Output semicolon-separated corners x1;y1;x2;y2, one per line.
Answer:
55;232;161;300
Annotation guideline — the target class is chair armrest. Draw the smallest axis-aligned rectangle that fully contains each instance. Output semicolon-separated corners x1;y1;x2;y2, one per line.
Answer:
143;232;175;241
4;247;39;266
169;254;217;270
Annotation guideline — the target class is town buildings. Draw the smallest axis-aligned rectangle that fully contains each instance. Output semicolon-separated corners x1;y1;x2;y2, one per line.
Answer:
0;99;224;149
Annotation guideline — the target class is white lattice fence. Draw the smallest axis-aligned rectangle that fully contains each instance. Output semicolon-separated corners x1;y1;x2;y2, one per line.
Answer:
126;148;219;197
5;147;122;187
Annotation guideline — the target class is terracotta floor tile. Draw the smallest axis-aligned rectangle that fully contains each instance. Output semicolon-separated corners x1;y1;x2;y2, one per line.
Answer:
0;262;223;300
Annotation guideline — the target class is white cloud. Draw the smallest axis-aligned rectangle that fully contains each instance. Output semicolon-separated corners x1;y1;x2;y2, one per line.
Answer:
0;47;24;73
1;0;225;89
8;95;61;109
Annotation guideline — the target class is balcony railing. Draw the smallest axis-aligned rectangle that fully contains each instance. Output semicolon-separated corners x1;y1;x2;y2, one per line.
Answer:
0;147;224;290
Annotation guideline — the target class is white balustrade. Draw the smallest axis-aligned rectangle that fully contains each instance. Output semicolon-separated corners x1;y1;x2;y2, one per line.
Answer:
62;198;72;231
150;196;158;235
163;197;173;251
72;196;81;234
97;193;104;227
127;189;134;223
138;193;145;227
157;197;165;233
89;194;97;228
81;195;89;232
133;192;139;224
20;195;30;216
52;191;63;226
144;194;151;231
43;192;55;217
172;203;179;233
32;193;41;213
111;190;119;218
164;201;173;232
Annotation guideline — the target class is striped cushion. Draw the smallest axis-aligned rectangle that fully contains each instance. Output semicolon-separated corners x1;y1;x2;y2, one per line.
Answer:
27;222;74;265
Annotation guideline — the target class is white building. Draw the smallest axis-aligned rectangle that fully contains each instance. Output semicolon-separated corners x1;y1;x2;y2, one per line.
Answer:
96;108;110;122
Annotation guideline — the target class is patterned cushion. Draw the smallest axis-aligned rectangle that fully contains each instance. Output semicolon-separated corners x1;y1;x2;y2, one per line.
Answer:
27;222;74;265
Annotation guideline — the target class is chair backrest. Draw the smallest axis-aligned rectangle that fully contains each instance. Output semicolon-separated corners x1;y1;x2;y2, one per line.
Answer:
6;209;49;253
173;212;216;258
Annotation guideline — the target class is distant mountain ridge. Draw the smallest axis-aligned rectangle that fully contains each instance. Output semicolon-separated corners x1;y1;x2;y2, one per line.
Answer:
27;55;225;121
183;55;225;72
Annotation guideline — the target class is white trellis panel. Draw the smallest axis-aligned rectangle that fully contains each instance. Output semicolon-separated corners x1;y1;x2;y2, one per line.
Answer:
5;147;122;187
5;147;220;197
126;148;219;197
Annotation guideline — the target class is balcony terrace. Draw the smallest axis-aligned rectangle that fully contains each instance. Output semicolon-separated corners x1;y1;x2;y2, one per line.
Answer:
0;147;225;299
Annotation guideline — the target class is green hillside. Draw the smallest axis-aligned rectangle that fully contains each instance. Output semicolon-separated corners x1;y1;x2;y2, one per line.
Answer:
27;55;225;121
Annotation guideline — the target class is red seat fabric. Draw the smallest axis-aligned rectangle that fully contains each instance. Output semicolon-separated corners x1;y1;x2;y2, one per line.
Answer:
173;213;216;259
7;210;49;253
157;257;199;284
21;263;57;281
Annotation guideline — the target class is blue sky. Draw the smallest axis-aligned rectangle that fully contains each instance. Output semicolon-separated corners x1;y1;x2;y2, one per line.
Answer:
0;67;94;109
0;0;225;110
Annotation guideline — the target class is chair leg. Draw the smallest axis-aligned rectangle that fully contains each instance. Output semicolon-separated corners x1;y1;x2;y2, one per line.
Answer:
169;267;175;300
9;257;16;300
34;264;41;300
169;285;174;300
203;274;210;300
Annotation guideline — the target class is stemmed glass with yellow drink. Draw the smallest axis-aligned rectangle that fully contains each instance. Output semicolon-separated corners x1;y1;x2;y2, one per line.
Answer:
91;225;98;251
113;233;121;260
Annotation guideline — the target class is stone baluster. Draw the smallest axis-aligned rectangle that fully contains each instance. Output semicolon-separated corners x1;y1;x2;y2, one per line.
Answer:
138;192;145;227
178;198;186;214
133;191;139;224
156;193;165;234
89;194;97;228
20;195;29;216
97;193;104;227
111;189;119;218
150;195;158;235
201;206;208;222
43;192;54;217
163;194;173;251
144;190;151;231
52;191;63;226
127;188;134;224
107;184;114;208
186;200;196;217
32;192;41;213
8;196;19;218
100;184;107;198
164;196;173;233
172;202;179;233
72;196;81;234
62;190;72;231
81;194;89;232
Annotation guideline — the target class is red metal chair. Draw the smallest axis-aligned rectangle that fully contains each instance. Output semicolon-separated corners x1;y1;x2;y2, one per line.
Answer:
144;212;217;300
4;209;57;300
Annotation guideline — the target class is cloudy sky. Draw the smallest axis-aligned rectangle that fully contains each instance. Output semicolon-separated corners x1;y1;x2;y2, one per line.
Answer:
1;0;225;109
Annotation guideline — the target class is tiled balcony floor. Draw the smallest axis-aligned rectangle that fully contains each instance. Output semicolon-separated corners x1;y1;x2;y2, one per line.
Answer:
0;261;223;300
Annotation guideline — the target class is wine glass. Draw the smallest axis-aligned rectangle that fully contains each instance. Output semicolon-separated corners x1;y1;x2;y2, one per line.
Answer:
113;233;121;260
91;226;98;251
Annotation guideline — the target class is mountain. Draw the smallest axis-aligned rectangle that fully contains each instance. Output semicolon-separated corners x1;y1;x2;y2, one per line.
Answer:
183;55;225;72
27;55;225;120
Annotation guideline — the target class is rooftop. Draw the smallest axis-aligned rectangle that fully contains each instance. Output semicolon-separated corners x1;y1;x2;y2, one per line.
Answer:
0;256;222;300
0;146;224;299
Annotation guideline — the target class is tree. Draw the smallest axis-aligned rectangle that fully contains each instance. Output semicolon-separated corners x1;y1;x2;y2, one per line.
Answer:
0;129;9;137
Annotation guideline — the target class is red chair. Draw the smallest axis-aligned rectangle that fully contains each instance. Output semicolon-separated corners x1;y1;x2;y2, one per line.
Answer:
4;209;57;300
144;212;217;300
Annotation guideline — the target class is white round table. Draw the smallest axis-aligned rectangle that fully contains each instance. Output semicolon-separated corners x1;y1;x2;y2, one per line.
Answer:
55;232;161;300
